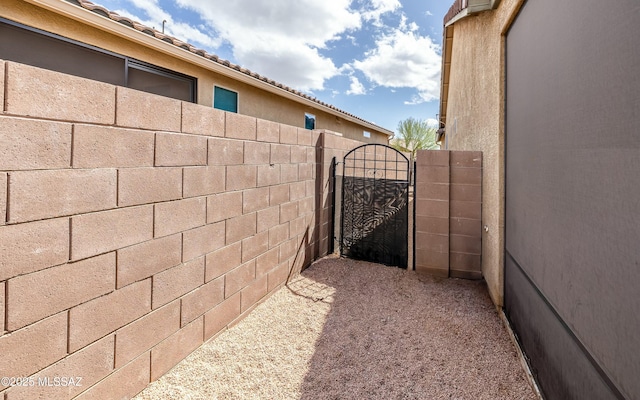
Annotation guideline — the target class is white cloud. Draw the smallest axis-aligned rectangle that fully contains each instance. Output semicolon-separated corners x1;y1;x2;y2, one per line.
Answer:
100;0;440;103
426;10;434;16
128;0;167;23
361;0;401;23
233;39;339;91
174;0;362;91
346;76;367;95
121;0;221;49
352;21;441;104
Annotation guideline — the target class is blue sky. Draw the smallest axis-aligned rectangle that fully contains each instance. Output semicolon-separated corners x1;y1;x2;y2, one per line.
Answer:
92;0;451;134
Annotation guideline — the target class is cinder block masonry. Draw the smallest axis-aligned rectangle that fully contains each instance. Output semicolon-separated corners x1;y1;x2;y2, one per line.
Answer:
0;60;481;400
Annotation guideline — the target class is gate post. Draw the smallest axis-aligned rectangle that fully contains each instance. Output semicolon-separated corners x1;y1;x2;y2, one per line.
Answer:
328;156;336;254
448;151;482;279
414;150;451;277
414;150;483;279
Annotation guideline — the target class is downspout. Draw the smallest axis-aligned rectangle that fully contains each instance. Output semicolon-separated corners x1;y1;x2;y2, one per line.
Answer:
437;25;453;147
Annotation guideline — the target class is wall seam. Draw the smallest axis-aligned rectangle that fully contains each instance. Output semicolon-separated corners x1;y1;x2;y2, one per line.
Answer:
116;169;121;208
66;310;71;354
179;101;183;134
112;336;117;370
3;281;7;335
3;62;7;113
4;173;9;224
153;131;158;167
181;168;185;199
70;124;75;168
68;218;73;261
113;87;118;127
179;298;183;329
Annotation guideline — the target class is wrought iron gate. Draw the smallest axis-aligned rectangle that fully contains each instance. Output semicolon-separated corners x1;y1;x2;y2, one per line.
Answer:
340;144;409;268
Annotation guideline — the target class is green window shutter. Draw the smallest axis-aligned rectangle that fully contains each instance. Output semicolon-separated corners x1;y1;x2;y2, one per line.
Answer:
305;113;316;130
214;86;238;113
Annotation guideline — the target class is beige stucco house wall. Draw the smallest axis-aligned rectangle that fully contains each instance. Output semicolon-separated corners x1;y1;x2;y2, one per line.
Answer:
0;0;391;143
439;0;525;306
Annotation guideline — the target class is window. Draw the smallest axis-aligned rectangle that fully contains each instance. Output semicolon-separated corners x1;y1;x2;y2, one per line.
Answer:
0;18;125;86
0;18;196;102
213;86;238;113
363;131;371;138
127;60;195;102
305;113;316;130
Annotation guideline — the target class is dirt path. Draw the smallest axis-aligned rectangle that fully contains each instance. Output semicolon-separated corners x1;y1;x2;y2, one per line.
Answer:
135;257;538;400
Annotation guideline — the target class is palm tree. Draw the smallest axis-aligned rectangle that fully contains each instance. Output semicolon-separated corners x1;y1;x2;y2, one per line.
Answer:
390;117;439;162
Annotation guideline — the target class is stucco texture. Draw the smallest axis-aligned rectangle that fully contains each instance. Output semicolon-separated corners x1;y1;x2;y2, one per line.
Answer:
443;0;524;306
0;0;389;143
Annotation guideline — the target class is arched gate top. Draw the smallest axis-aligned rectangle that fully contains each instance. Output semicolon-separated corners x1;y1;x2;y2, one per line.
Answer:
340;143;410;268
343;143;410;182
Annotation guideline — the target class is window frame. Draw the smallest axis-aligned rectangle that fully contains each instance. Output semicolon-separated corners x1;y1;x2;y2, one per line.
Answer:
0;17;197;103
304;113;316;130
126;59;197;102
213;85;239;113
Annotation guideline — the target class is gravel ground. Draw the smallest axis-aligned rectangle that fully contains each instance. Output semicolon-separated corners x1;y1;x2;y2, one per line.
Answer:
135;257;538;400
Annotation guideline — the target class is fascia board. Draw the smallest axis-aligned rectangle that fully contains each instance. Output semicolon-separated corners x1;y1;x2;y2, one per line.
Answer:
447;0;501;26
445;8;470;27
22;0;394;136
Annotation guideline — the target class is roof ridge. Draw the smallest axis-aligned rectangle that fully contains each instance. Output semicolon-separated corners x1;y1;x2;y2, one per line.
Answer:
64;0;389;132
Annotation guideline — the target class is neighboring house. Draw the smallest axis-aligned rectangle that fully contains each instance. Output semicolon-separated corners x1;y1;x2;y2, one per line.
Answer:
0;0;392;143
440;0;640;399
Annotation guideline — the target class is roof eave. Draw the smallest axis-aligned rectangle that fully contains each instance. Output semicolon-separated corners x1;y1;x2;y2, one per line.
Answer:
439;0;501;145
445;0;501;27
437;25;453;145
21;0;394;137
445;9;470;27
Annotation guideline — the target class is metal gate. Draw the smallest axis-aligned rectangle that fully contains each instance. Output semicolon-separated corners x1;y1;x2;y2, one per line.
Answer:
340;144;409;268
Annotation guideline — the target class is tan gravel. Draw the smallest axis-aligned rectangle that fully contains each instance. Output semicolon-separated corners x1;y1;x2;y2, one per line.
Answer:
135;257;538;400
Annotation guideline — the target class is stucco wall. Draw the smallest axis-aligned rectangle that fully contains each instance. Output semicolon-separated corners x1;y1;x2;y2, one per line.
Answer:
0;0;390;144
0;59;358;399
443;0;524;306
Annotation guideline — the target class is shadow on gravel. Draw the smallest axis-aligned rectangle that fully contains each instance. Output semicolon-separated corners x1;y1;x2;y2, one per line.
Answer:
292;258;537;400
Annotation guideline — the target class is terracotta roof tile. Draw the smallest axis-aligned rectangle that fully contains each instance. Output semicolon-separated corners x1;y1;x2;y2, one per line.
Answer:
64;0;388;133
444;0;466;24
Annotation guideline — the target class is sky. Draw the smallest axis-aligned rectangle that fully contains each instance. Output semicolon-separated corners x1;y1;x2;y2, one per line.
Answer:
92;0;451;135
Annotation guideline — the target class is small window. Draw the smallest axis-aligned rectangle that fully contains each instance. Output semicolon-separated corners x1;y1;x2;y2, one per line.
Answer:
363;131;371;138
214;86;238;113
305;113;316;130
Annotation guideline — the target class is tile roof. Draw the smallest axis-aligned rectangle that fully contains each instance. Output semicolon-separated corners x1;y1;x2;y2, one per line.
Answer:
444;0;467;24
63;0;390;133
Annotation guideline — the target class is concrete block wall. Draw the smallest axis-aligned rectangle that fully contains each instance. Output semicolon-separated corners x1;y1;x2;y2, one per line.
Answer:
0;60;337;399
318;132;363;254
414;150;482;279
415;150;451;277
448;151;482;279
